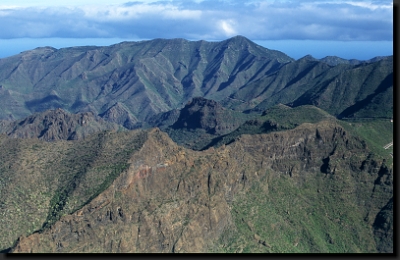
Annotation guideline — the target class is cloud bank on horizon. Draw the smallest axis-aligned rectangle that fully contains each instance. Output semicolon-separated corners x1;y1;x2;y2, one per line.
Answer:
0;0;393;42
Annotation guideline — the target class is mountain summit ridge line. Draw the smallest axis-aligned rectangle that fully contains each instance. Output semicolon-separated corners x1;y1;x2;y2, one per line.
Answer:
0;36;392;127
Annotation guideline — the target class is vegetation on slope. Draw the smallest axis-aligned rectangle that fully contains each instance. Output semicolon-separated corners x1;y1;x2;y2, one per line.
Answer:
0;108;125;141
7;121;392;253
338;118;393;165
0;36;292;123
0;36;392;253
215;173;377;253
157;97;254;150
0;130;147;251
0;37;392;127
204;104;333;149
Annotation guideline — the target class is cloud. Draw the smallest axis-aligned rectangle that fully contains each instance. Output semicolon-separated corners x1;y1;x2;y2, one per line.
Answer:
341;1;392;10
80;3;202;22
0;0;392;41
219;19;237;36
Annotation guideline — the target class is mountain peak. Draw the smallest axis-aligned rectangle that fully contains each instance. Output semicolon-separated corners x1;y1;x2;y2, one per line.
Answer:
298;54;318;61
227;35;251;41
223;35;255;47
319;56;355;66
18;46;57;58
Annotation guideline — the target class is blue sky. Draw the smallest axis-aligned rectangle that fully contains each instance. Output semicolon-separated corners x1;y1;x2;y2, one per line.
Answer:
0;0;393;60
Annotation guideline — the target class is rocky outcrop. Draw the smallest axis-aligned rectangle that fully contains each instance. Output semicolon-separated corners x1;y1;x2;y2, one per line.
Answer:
99;102;140;130
0;108;123;141
373;197;393;253
171;97;248;135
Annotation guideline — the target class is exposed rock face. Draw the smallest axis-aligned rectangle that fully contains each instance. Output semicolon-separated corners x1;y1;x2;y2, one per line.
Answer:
373;197;393;253
9;121;392;253
171;97;247;135
146;108;181;129
99;102;140;130
145;97;254;151
0;108;122;141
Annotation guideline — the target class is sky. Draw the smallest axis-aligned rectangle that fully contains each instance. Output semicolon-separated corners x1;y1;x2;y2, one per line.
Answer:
0;0;393;60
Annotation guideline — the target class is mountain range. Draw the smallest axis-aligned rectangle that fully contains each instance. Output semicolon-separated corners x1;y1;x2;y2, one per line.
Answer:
0;36;392;127
0;36;393;253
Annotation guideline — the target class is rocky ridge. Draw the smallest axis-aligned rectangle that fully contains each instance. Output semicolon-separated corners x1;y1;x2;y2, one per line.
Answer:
7;120;393;253
0;108;123;141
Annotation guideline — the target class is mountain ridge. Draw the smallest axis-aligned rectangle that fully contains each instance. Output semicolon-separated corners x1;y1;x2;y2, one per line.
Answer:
0;36;392;126
0;108;124;141
2;120;392;253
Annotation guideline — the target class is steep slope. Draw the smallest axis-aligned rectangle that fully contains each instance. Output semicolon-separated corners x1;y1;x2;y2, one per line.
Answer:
99;102;141;130
204;104;334;149
221;56;336;111
0;37;392;124
1;120;392;253
151;97;253;150
234;56;393;118
170;97;250;135
373;197;393;253
289;57;393;118
0;36;293;123
0;108;124;141
0;130;149;252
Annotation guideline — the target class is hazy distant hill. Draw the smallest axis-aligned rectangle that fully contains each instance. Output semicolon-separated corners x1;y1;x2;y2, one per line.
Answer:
318;55;388;66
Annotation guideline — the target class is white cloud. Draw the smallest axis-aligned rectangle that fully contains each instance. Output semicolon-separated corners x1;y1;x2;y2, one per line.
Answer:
163;8;202;20
339;1;392;10
0;1;131;7
80;4;202;22
219;19;237;36
0;0;393;41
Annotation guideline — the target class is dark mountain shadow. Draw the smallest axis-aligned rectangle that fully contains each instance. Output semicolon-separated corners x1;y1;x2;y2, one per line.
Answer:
25;95;64;112
338;73;393;119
